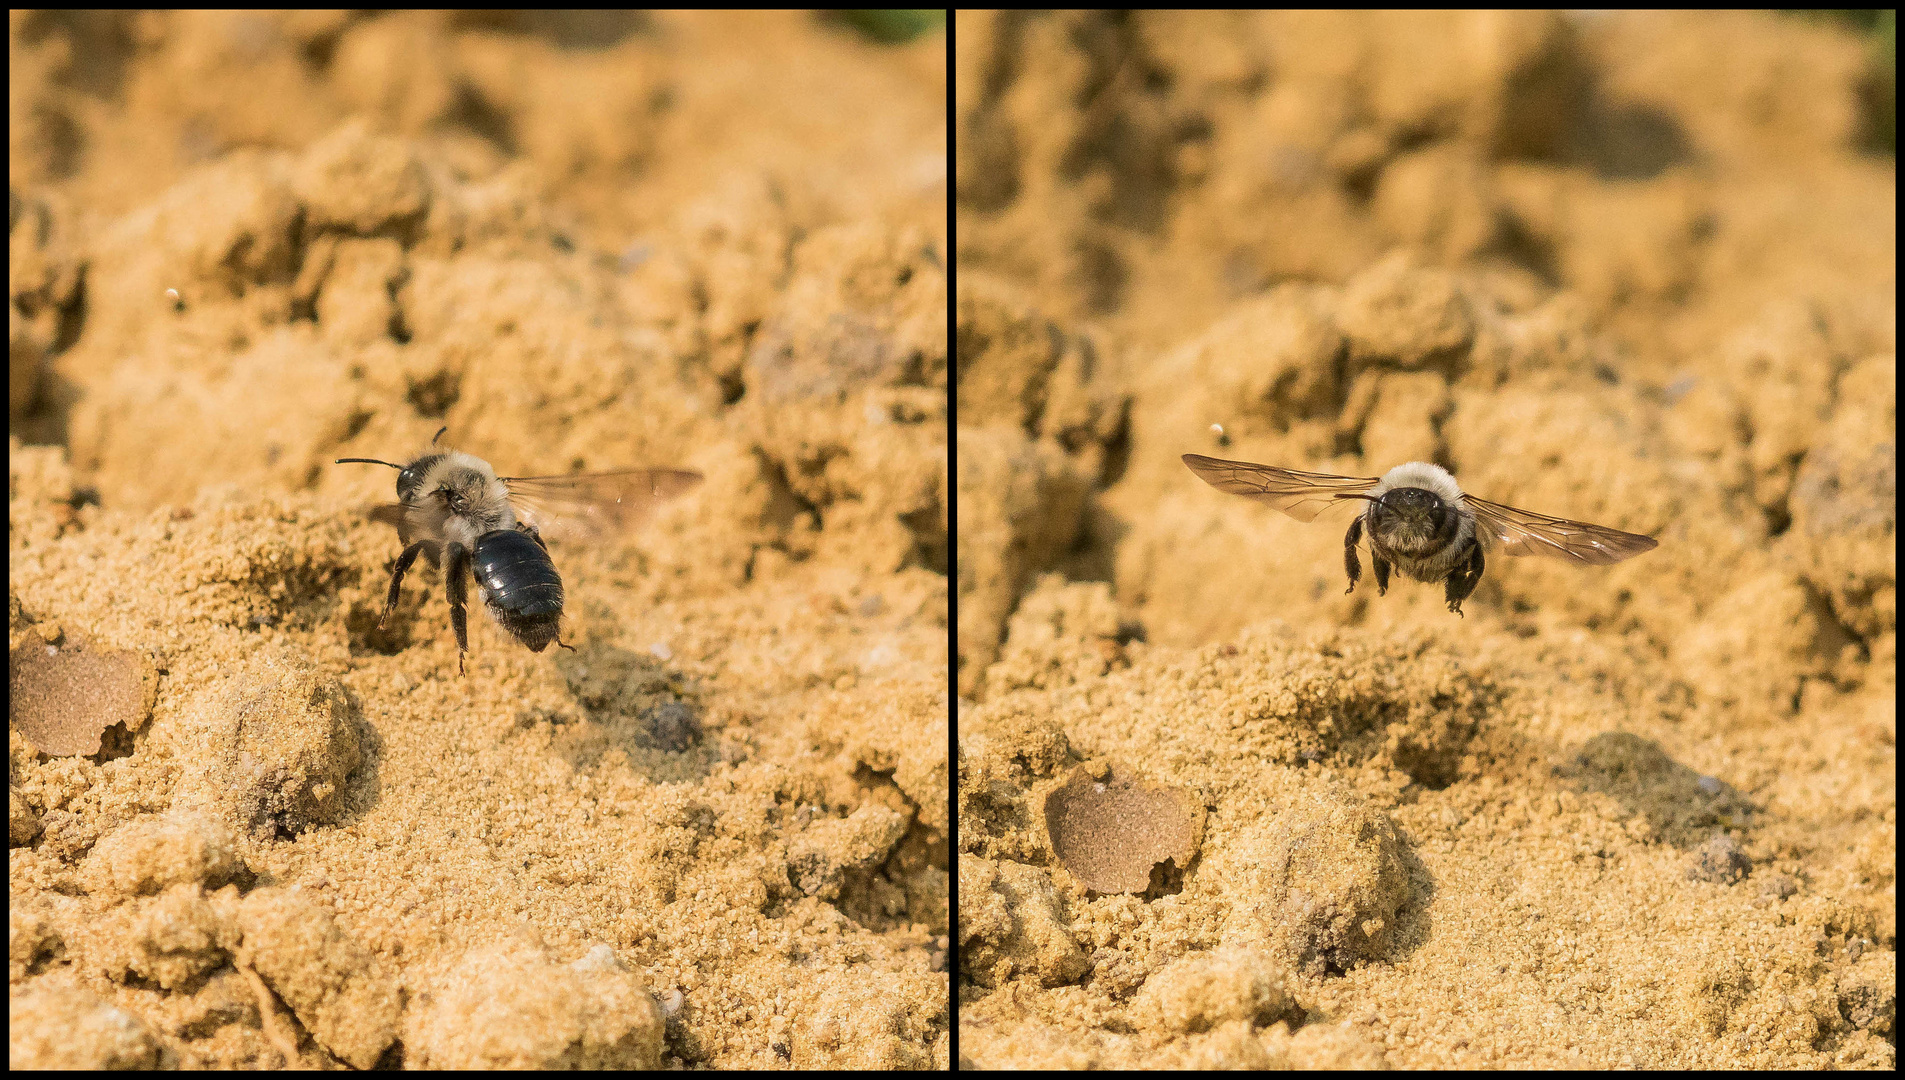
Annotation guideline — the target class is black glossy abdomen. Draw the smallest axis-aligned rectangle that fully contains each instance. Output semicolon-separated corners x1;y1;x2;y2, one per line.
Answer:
472;529;564;652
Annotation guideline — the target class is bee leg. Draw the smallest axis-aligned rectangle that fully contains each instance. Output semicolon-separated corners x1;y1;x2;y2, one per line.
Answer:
1343;519;1363;594
379;541;428;629
445;542;472;675
1445;537;1484;617
1372;553;1391;597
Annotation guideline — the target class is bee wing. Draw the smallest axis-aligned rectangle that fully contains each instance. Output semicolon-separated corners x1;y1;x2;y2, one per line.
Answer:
500;468;704;544
1181;454;1379;522
1463;493;1658;564
367;502;450;550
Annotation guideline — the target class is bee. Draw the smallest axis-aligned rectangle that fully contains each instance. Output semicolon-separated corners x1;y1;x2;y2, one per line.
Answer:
1182;454;1657;615
338;429;702;672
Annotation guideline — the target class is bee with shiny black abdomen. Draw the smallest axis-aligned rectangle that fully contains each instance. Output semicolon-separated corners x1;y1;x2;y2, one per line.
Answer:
338;428;702;672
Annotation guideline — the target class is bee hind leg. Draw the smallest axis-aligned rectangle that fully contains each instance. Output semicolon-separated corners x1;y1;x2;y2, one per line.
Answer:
1343;519;1363;594
445;542;472;674
1444;538;1484;617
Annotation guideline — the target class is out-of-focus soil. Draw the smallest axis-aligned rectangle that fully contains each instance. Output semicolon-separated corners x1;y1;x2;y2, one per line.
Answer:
10;10;947;1070
956;11;1892;1070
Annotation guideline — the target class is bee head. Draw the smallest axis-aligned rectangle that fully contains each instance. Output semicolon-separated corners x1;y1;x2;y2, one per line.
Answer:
394;454;448;503
1368;487;1456;548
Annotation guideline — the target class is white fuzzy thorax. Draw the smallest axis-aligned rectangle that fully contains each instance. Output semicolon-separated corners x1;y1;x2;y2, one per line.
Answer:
435;450;502;482
416;451;517;545
1368;461;1464;502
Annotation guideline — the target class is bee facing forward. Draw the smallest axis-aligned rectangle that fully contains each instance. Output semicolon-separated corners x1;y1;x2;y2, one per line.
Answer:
338;429;702;672
1182;454;1657;616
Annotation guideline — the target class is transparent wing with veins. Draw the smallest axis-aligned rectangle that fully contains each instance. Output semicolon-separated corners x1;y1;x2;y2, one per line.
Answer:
501;469;704;544
1180;454;1379;521
1462;494;1657;564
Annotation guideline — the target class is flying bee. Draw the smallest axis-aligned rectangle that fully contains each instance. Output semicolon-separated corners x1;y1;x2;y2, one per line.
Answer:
1182;454;1657;616
338;429;702;672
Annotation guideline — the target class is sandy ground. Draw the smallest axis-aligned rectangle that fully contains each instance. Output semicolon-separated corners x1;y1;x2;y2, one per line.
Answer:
11;11;946;1069
956;11;1893;1070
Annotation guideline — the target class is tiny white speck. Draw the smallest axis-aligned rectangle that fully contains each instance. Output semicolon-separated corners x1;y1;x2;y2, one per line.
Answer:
1209;423;1224;436
648;642;673;661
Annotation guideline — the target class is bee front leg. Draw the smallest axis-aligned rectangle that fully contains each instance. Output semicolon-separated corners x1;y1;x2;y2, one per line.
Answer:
1444;537;1484;617
380;541;428;629
1343;518;1363;594
1372;553;1391;597
445;542;472;675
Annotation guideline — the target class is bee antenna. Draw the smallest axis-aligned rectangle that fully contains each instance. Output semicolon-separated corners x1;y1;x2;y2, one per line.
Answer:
335;425;447;467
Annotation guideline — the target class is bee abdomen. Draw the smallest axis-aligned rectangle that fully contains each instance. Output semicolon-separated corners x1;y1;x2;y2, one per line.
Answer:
472;529;565;652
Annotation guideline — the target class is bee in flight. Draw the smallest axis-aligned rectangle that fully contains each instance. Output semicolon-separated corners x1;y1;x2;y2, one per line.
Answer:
1182;454;1657;615
338;429;702;672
